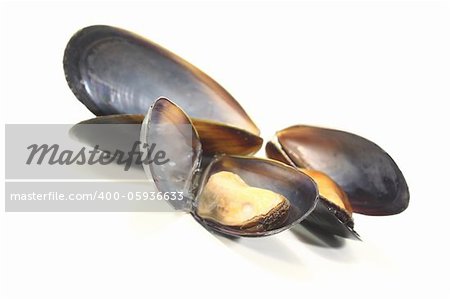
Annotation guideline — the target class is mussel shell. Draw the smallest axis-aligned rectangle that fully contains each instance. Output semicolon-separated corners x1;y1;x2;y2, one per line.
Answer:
194;155;319;237
75;114;144;125
303;198;360;240
64;25;259;135
191;119;262;156
266;140;360;239
142;98;319;237
72;114;262;156
272;125;409;216
266;139;292;165
141;98;202;211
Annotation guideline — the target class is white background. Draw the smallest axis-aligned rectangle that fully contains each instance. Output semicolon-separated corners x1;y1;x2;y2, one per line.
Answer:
1;1;449;298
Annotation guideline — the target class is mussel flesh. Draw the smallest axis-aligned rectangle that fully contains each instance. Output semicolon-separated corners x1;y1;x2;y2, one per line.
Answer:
197;171;290;230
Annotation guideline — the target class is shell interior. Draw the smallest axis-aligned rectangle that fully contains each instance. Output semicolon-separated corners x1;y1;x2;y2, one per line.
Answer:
140;97;202;211
64;25;259;135
194;155;319;237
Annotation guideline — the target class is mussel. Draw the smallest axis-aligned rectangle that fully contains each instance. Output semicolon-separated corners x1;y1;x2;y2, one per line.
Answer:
141;98;319;237
63;26;360;239
63;25;261;156
266;126;410;216
64;25;409;240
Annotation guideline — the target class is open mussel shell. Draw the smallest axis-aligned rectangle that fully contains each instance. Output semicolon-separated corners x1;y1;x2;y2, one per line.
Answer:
63;25;259;136
195;156;319;237
72;114;262;156
141;98;202;211
141;98;319;237
268;139;359;239
267;125;410;216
